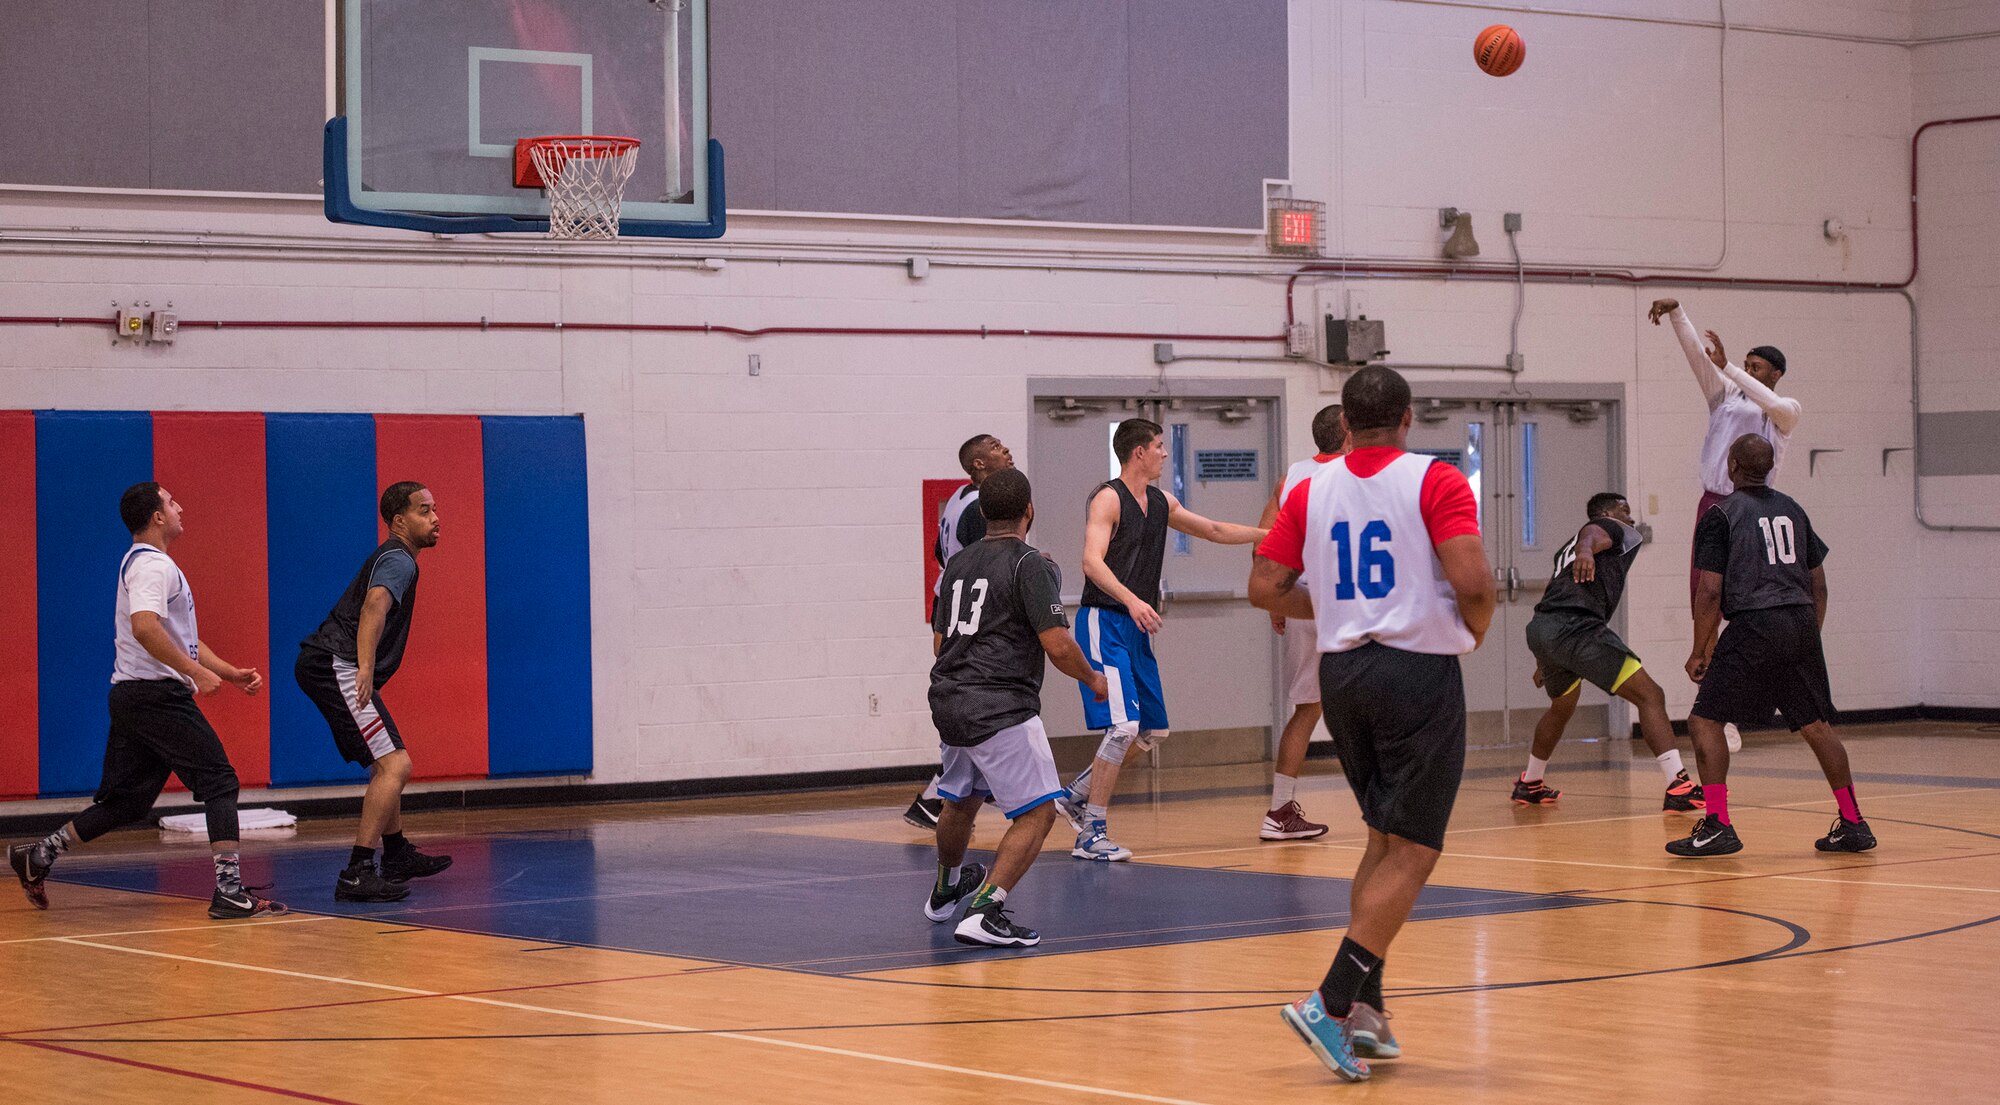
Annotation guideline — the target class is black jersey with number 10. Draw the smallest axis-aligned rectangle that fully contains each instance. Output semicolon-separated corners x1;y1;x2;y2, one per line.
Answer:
929;536;1069;747
1693;486;1829;618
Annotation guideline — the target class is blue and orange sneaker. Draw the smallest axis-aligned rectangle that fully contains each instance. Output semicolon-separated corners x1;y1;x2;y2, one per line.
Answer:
1279;991;1371;1081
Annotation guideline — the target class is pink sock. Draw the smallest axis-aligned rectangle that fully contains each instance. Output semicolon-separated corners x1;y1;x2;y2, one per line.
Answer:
1834;785;1861;823
1706;784;1730;826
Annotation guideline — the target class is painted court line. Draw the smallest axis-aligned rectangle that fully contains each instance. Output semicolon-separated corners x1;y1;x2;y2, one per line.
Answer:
1;1039;362;1104
52;938;1225;1105
0;915;332;946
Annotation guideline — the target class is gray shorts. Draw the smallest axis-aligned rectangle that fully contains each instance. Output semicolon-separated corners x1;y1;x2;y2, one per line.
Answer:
937;716;1065;819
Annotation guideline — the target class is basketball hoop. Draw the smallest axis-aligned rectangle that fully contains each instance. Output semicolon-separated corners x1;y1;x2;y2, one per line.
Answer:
515;136;642;240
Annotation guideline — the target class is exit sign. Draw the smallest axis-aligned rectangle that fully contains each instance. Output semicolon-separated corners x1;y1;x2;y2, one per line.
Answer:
1267;198;1324;256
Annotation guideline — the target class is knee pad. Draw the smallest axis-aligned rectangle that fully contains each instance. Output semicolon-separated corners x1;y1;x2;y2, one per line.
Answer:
1095;721;1140;763
1136;728;1169;752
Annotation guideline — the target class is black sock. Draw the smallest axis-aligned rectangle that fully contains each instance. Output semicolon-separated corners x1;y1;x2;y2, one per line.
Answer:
349;846;377;868
1356;956;1385;1011
1317;937;1382;1017
382;832;411;857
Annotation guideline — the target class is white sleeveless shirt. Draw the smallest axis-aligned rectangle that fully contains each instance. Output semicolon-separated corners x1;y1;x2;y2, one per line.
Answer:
1300;453;1476;656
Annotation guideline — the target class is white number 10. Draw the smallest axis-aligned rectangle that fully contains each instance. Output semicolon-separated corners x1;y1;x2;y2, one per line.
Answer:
947;578;989;635
1757;516;1797;565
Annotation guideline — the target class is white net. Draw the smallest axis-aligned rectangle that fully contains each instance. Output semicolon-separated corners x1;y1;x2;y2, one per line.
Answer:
529;137;642;240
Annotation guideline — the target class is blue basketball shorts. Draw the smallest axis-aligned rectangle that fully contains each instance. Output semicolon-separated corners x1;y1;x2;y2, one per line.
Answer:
1073;605;1169;732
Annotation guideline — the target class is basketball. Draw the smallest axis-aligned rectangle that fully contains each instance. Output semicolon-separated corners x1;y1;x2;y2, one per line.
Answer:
1474;24;1525;77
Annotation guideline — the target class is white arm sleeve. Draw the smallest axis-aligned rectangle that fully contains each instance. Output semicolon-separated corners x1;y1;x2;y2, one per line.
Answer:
123;556;175;618
1720;362;1803;435
1669;307;1727;411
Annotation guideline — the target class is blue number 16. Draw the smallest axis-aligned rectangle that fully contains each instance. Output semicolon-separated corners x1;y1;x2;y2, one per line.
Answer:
1329;520;1396;600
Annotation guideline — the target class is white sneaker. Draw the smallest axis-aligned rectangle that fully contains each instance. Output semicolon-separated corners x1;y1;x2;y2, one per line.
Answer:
1724;722;1743;752
1072;821;1133;861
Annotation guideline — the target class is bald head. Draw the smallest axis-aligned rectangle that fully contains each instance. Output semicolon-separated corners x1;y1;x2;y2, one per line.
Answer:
1727;434;1775;488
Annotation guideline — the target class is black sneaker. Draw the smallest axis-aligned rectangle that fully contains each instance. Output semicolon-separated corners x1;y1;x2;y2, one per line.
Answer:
923;861;987;922
210;884;289;920
335;863;412;902
1815;817;1877;853
953;902;1040;947
380;846;453;882
8;843;51;910
1511;775;1560;805
1666;816;1744;857
902;797;943;831
1663;771;1707;812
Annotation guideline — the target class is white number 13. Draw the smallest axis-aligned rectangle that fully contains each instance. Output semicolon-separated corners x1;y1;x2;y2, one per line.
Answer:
1757;516;1797;565
947;578;990;635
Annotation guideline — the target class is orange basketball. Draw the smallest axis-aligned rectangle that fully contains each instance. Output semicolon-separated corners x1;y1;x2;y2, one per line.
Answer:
1474;24;1525;77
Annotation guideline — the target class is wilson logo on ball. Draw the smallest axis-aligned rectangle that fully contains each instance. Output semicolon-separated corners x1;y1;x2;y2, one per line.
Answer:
1474;24;1525;77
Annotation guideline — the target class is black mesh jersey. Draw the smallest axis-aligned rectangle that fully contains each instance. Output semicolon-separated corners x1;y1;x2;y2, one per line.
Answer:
298;540;421;684
1079;480;1169;610
929;537;1069;746
1693;486;1828;618
1535;518;1644;622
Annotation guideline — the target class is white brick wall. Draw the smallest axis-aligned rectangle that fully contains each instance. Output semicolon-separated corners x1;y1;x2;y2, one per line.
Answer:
5;1;1995;797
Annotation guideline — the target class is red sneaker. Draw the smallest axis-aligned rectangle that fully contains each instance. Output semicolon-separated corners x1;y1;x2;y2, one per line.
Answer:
1260;800;1329;841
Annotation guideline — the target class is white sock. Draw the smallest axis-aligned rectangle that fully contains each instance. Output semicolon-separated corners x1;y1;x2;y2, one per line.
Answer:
1271;773;1298;809
1525;755;1550;782
1656;749;1686;784
921;773;942;801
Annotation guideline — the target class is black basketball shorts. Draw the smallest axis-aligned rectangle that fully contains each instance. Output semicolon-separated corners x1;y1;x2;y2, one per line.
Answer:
294;648;406;767
1691;605;1836;731
1318;642;1468;851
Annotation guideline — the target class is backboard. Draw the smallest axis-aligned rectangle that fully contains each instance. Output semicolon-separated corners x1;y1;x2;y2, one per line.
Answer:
325;0;723;238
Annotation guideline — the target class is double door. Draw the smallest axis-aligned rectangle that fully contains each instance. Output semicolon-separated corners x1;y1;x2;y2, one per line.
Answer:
1027;387;1281;744
1404;390;1626;744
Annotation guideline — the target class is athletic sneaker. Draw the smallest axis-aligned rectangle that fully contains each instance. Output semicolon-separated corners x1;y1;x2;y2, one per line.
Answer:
1072;821;1132;862
209;885;289;920
334;863;412;903
1815;817;1878;853
1053;774;1093;833
381;846;454;882
1260;801;1329;841
7;843;51;910
1665;816;1743;857
1346;1002;1401;1060
923;861;987;923
1279;991;1371;1082
1511;775;1560;805
1662;771;1707;812
902;796;942;831
954;902;1041;947
1724;722;1743;752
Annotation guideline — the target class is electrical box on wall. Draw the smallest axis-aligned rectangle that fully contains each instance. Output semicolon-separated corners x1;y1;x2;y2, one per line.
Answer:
1325;316;1388;366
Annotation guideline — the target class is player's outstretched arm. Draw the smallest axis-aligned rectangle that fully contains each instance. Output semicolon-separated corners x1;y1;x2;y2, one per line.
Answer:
1570;523;1613;583
1651;300;1726;411
1040;628;1108;702
1082;488;1160;632
1163;492;1267;546
1248;556;1315;620
1436;534;1497;647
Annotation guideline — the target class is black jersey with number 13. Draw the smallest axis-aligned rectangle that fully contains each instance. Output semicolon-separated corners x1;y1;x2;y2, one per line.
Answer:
1535;518;1645;622
929;537;1069;747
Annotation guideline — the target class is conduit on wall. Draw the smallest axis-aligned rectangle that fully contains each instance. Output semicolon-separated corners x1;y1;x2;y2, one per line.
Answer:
3;118;1996;529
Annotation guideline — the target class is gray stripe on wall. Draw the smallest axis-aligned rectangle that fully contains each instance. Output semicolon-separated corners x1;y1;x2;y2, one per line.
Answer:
1919;411;2000;476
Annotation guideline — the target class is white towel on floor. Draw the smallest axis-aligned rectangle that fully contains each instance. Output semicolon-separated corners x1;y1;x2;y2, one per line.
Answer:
158;808;298;838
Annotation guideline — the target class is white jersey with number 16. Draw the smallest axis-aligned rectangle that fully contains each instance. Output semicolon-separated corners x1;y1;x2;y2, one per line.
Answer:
1301;453;1475;656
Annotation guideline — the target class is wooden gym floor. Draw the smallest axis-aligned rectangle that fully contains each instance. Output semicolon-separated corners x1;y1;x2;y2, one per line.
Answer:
1;721;1995;1104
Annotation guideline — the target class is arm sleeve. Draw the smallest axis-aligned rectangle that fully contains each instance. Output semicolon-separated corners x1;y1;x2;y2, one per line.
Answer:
1670;307;1727;412
1254;479;1312;571
1719;363;1803;435
1805;525;1829;570
1419;462;1482;546
367;551;417;605
1693;508;1731;574
958;504;987;548
1017;553;1070;633
123;557;174;618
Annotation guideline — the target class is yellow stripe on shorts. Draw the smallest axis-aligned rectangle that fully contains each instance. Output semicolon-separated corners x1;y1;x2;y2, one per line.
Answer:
1609;655;1643;694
